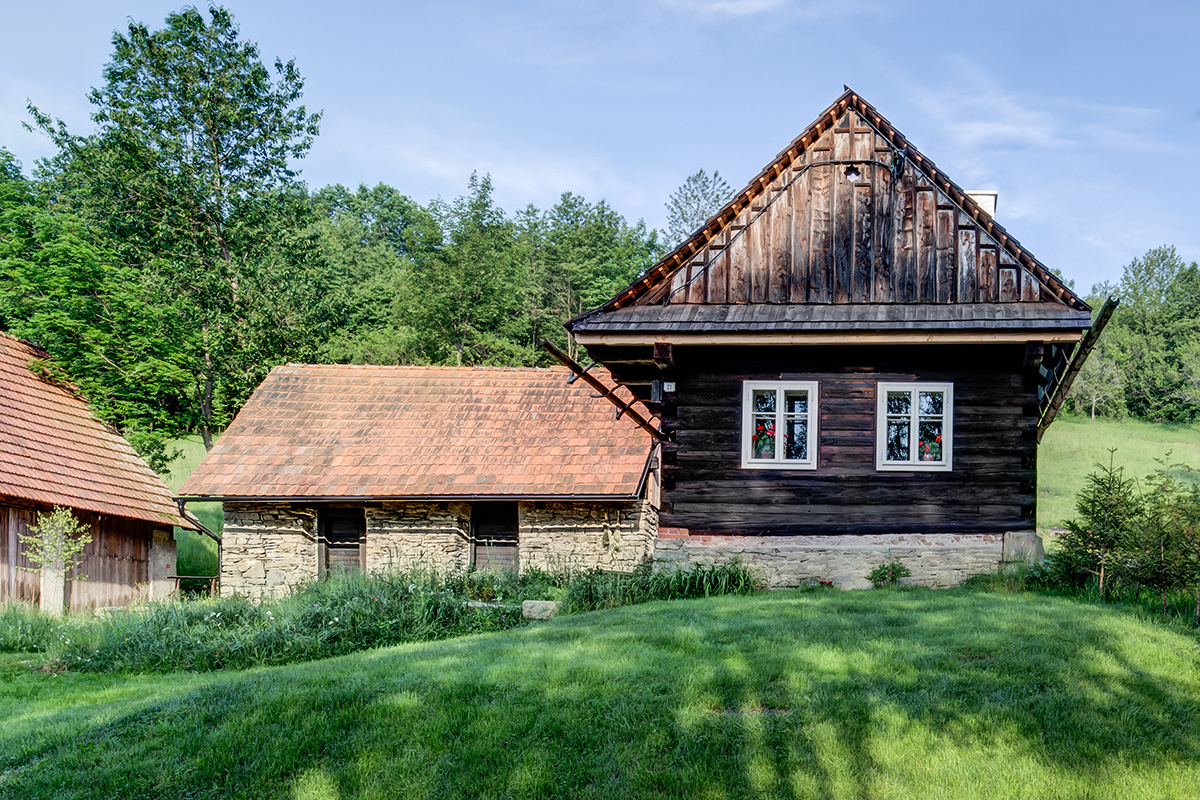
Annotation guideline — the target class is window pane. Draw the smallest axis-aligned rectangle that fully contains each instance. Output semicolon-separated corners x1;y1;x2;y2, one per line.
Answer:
918;419;944;462
886;418;910;461
752;416;776;459
785;418;808;460
918;391;943;416
886;391;911;415
784;390;808;415
753;390;776;413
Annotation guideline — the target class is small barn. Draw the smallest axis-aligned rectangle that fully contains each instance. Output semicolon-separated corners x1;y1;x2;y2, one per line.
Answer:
0;333;197;610
178;365;660;600
565;89;1108;587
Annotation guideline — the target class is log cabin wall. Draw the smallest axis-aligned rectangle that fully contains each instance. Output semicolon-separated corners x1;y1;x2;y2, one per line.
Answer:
655;110;1053;309
658;344;1038;536
0;499;153;610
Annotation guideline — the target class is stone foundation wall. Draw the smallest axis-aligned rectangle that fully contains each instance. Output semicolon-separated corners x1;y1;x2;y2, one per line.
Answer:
221;503;317;599
654;528;1040;588
365;503;471;573
519;501;658;572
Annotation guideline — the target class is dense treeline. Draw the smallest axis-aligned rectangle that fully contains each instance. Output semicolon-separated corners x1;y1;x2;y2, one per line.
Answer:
1072;246;1200;423
0;7;664;470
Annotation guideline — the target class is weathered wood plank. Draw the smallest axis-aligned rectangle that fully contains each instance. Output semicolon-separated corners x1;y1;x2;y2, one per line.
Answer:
936;206;955;302
874;149;895;303
789;160;810;303
808;148;833;302
916;187;937;302
1021;270;1040;302
853;183;873;302
832;130;853;303
706;246;729;304
979;246;998;302
728;219;749;303
999;268;1019;302
897;172;917;301
957;227;978;303
769;190;790;302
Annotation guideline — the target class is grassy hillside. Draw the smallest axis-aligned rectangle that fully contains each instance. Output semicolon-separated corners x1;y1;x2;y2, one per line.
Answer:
3;590;1199;799
1037;414;1200;532
160;437;221;577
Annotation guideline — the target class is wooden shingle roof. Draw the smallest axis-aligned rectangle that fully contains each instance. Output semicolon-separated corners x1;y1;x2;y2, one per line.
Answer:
179;365;656;500
0;333;192;528
570;88;1090;338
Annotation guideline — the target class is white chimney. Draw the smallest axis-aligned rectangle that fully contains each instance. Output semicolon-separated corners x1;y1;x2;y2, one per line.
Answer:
967;191;998;218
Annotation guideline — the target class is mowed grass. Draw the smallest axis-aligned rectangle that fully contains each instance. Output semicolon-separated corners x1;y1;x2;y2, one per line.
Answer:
2;590;1199;799
1038;414;1200;532
160;437;220;578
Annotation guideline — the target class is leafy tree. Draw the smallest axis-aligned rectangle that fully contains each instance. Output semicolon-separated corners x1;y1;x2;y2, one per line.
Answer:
18;5;335;453
530;192;664;361
409;173;531;366
1069;338;1125;421
18;506;92;617
665;168;732;246
310;183;439;365
1092;246;1200;422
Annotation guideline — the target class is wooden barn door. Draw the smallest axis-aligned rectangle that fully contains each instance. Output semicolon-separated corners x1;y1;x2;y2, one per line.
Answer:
319;509;366;577
471;503;518;572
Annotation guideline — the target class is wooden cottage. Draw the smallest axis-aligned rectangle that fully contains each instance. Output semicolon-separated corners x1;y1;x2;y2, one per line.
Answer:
0;333;197;609
565;89;1103;587
178;365;660;600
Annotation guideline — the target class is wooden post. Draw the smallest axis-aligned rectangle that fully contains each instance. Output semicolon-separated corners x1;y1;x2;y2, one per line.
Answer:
1036;297;1119;443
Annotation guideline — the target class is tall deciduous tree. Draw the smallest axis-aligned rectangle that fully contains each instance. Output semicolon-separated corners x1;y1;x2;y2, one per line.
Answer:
20;5;335;453
665;168;732;246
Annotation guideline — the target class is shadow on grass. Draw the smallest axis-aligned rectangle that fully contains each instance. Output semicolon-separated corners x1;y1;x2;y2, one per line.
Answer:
3;590;1199;799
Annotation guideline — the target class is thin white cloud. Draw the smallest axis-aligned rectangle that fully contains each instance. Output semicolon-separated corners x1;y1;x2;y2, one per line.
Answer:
659;0;880;20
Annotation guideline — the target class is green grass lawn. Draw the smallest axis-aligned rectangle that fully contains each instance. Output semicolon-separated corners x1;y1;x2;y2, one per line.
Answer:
160;437;221;578
1038;414;1200;532
3;589;1199;799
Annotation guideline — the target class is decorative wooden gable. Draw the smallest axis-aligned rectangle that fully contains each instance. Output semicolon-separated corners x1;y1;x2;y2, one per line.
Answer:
606;89;1085;314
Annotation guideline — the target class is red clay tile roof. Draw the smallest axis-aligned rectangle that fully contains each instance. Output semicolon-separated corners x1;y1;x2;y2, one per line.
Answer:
0;333;192;528
180;365;656;499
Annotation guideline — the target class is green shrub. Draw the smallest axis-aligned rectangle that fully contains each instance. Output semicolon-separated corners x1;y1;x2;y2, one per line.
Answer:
867;560;912;588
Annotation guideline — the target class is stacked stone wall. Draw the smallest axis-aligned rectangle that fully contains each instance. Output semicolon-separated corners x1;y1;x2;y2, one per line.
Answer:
365;503;470;572
519;501;658;573
221;503;317;599
653;529;1037;588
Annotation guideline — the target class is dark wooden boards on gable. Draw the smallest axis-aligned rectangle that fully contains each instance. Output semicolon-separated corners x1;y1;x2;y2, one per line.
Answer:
664;111;1052;308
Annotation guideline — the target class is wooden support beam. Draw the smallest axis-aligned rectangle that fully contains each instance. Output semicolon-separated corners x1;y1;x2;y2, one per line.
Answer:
1037;297;1119;443
542;339;666;442
653;342;674;371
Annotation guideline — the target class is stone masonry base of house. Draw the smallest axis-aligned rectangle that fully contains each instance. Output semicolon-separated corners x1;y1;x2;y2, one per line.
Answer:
653;529;1044;588
221;500;659;600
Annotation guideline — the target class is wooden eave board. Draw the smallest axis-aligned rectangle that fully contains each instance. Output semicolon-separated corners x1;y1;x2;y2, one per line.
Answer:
570;88;1088;327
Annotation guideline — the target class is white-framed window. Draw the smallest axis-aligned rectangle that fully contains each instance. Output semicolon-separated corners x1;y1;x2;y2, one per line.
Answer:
876;382;953;471
741;381;818;469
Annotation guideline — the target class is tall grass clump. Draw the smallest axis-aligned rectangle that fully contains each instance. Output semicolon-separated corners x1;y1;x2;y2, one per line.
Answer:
52;569;527;673
559;560;762;614
0;603;60;653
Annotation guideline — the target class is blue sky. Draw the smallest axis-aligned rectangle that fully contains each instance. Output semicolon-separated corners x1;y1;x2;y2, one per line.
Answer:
2;0;1197;291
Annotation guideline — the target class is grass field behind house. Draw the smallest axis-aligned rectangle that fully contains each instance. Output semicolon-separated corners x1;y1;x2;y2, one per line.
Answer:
2;589;1199;799
1037;414;1200;533
160;437;221;578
